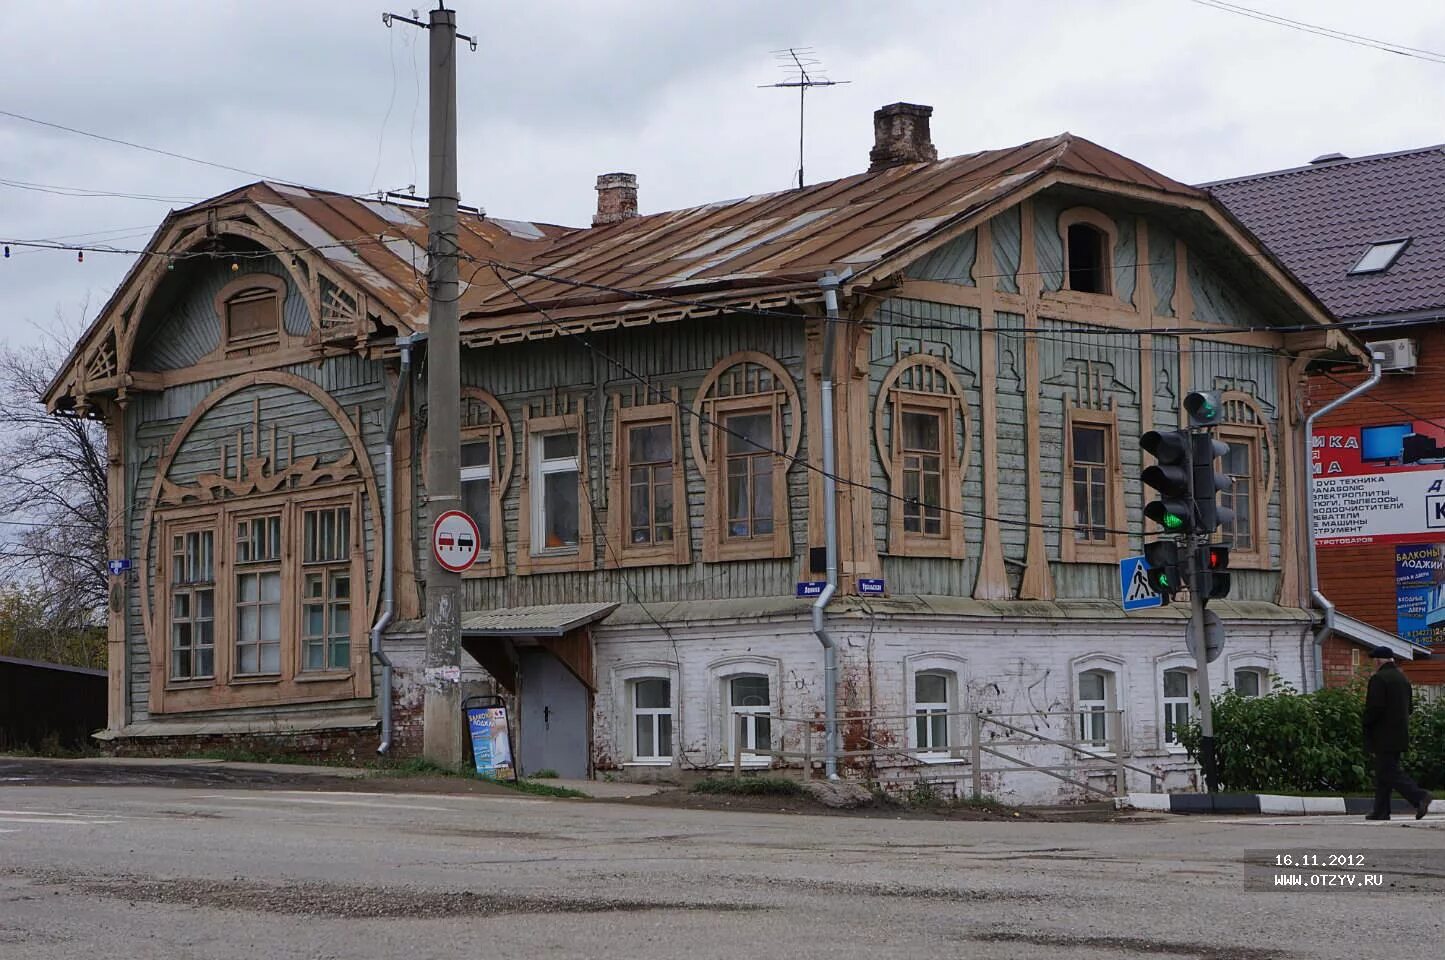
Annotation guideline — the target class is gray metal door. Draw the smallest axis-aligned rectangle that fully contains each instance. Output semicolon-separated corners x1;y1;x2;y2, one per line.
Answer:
517;648;590;778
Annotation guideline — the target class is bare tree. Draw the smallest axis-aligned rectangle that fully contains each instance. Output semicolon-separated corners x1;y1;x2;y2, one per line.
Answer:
0;319;109;651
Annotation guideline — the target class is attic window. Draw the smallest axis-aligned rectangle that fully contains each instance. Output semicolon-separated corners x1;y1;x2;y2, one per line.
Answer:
215;274;286;352
1066;223;1111;294
1349;239;1410;275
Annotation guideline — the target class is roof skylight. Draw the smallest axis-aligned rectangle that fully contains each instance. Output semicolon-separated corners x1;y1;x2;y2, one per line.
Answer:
1349;239;1410;275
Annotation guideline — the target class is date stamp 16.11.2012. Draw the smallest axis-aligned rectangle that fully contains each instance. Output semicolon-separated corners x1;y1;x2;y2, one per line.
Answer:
1242;849;1445;892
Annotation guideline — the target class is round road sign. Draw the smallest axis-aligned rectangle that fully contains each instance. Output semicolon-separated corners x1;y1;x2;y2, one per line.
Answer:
432;509;481;573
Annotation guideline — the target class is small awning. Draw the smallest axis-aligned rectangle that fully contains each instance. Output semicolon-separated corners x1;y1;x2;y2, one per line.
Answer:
1334;613;1433;660
460;602;618;638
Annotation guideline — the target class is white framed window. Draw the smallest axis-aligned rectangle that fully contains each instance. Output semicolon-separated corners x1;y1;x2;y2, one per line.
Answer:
1233;667;1267;698
169;527;216;681
531;431;580;553
1076;668;1116;748
300;505;351;673
631;677;673;762
1162;667;1194;746
460;437;493;555
913;671;952;755
234;513;282;676
728;674;771;757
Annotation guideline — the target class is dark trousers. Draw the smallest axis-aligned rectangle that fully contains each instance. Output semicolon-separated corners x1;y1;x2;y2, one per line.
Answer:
1372;752;1425;816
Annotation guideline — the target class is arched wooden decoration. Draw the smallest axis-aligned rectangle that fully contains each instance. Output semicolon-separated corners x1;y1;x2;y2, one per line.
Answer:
874;353;970;558
138;372;381;716
691;351;800;562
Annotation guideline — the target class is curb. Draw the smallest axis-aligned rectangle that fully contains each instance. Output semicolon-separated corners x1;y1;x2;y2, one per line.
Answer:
1117;793;1423;815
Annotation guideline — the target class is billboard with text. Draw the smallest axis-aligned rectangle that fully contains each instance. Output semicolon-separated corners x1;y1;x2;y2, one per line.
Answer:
1312;421;1445;547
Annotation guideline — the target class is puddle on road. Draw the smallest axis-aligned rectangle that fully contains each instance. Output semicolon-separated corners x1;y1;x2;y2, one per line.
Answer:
19;870;764;920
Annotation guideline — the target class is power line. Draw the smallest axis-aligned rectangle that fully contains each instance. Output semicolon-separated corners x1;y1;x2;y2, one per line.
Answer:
1184;0;1445;64
0;177;202;204
0;108;314;186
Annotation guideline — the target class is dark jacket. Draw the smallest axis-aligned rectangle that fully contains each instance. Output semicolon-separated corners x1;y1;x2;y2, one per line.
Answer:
1363;661;1413;754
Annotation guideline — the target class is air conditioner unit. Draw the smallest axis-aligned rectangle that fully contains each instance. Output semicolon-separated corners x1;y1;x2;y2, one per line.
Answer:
1365;338;1417;372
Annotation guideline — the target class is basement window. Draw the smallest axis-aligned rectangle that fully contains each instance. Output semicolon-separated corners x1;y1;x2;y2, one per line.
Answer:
1348;238;1410;275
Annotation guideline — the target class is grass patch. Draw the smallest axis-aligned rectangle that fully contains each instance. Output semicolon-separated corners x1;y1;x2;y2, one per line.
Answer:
369;756;463;778
495;778;588;799
691;776;803;797
530;769;560;779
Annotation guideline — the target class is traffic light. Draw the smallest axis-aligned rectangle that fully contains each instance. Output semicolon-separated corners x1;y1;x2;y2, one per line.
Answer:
1201;544;1231;600
1144;540;1182;603
1184;390;1223;428
1191;433;1235;535
1141;429;1195;534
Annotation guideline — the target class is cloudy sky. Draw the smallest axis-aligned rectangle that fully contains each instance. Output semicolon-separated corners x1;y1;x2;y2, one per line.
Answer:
3;0;1443;349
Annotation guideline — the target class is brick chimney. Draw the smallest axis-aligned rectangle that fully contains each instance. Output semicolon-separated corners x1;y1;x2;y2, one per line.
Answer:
593;172;638;226
868;103;938;171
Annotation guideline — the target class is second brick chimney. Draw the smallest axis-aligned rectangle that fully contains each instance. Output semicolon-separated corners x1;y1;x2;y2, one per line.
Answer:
593;172;638;226
868;103;938;171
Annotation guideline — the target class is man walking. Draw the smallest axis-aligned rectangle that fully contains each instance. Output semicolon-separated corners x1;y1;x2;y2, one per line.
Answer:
1362;645;1432;821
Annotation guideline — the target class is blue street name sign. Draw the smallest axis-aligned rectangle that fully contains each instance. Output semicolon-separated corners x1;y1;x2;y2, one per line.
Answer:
796;581;828;598
1119;555;1163;611
107;558;132;576
857;578;886;596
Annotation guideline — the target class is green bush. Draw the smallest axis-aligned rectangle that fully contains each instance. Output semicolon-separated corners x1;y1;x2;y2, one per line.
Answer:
1177;677;1444;793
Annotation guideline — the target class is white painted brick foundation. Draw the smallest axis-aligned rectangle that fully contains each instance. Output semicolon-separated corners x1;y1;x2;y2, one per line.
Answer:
591;611;1309;806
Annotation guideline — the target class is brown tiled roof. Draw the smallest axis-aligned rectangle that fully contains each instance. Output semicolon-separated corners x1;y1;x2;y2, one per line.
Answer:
1206;146;1445;321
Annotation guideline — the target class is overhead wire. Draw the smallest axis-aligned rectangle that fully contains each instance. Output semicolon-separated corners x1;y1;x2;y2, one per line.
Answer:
0;108;314;186
1183;0;1445;64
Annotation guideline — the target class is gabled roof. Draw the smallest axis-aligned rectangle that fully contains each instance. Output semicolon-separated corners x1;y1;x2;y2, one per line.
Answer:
48;130;1339;411
208;133;1208;333
1206;145;1445;321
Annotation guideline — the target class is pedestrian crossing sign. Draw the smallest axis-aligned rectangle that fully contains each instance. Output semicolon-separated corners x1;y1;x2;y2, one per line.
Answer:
1120;555;1163;611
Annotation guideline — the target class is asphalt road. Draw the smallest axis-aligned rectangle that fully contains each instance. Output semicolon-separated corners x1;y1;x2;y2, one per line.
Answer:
1;772;1442;959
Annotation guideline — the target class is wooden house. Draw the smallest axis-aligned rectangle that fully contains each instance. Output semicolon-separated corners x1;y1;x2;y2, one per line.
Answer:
48;103;1362;799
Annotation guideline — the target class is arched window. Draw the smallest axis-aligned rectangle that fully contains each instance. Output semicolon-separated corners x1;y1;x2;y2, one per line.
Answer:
631;677;673;762
1076;668;1117;747
215;274;286;352
1058;208;1117;297
1162;667;1195;745
1067;224;1110;294
692;352;799;562
728;674;772;757
875;354;969;558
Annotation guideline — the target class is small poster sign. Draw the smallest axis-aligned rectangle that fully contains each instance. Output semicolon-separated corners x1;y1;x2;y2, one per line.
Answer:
465;698;516;781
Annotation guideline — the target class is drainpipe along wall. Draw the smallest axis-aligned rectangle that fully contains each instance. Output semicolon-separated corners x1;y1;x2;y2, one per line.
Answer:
371;334;421;753
816;270;851;780
1303;352;1383;691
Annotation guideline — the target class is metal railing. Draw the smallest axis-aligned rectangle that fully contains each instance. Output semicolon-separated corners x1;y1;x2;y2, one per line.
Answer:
730;709;1162;798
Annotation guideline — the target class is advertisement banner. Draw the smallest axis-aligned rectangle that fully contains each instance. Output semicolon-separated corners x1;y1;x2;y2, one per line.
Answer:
1396;543;1445;649
465;705;516;780
1311;422;1445;547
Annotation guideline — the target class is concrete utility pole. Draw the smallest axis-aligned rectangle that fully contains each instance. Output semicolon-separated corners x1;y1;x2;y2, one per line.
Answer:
383;4;476;767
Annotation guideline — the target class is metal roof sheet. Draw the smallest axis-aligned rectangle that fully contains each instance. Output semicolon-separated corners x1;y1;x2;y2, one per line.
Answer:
191;133;1203;337
1206;146;1445;321
459;602;618;637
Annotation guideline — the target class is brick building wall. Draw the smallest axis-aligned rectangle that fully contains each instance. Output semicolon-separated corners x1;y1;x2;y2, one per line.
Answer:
1308;323;1445;685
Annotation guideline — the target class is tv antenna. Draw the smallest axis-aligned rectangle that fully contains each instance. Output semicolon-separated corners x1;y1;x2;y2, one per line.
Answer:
759;47;849;190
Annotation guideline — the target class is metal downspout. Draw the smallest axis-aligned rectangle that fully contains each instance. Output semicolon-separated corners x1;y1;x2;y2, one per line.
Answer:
1304;352;1383;691
372;335;419;753
816;270;851;781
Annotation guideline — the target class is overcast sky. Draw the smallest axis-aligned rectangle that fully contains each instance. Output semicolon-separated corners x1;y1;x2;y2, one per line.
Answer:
3;0;1443;349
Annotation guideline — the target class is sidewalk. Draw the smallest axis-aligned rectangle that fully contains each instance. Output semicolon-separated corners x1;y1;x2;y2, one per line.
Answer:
0;754;660;799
